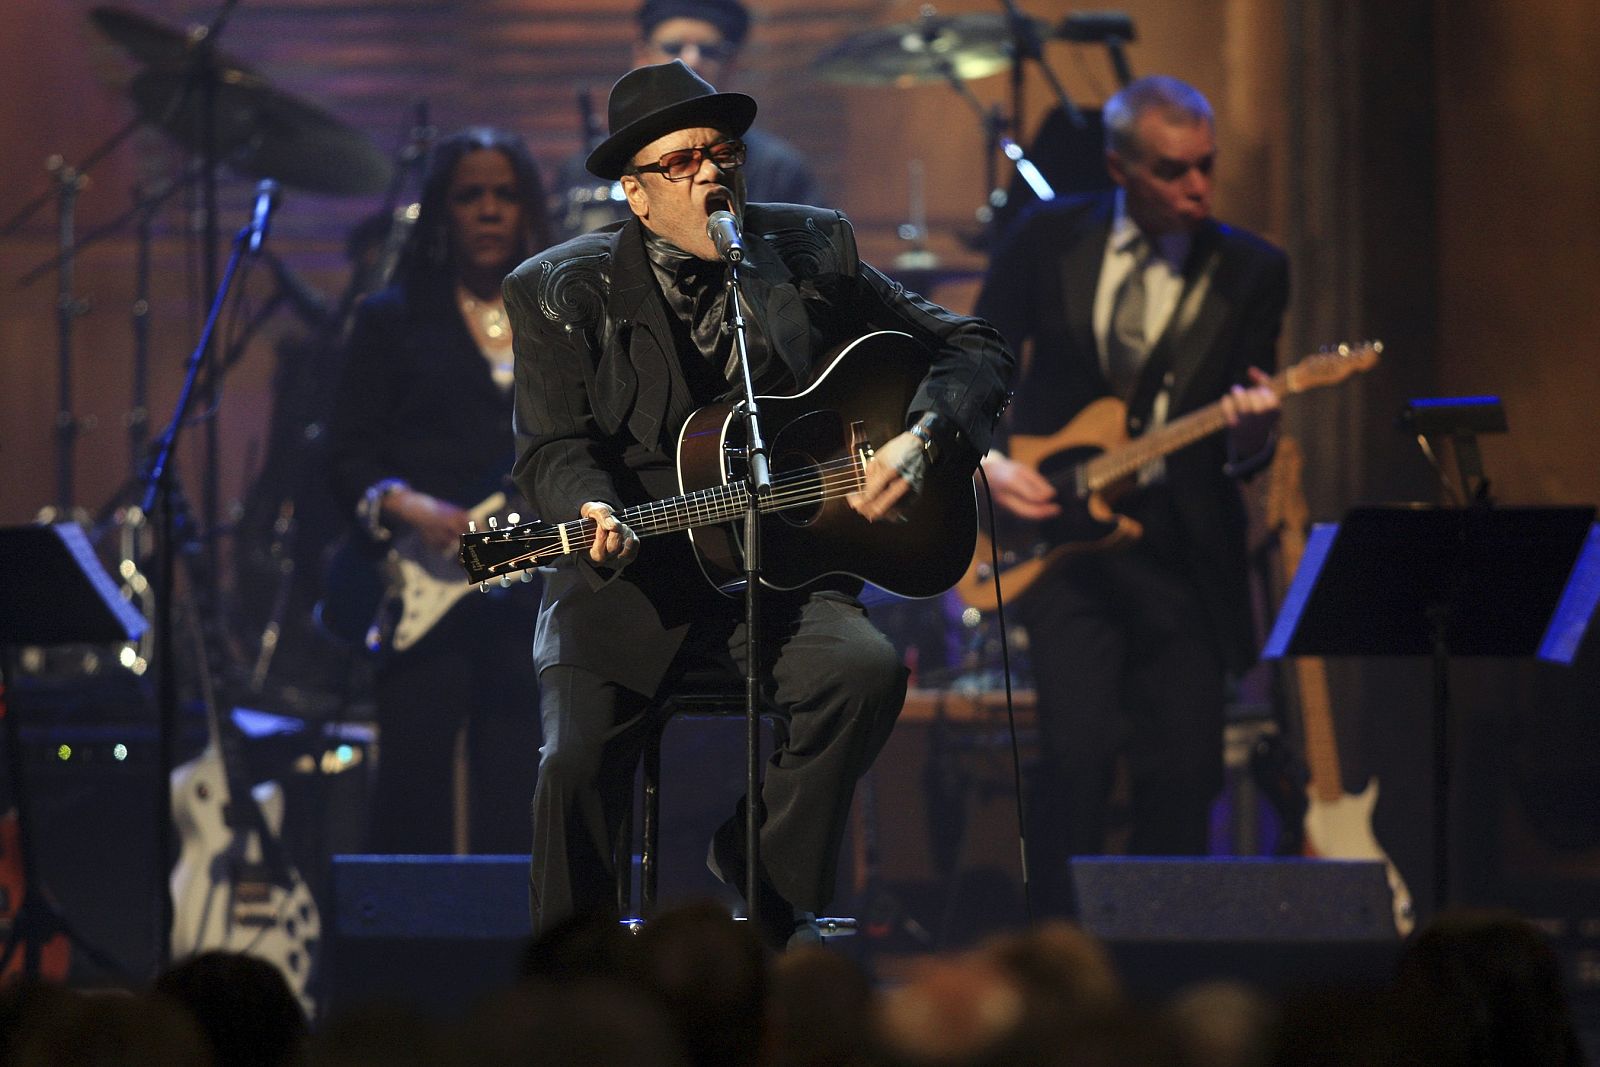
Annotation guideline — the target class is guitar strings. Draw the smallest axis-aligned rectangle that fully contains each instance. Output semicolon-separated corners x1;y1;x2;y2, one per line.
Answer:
1082;347;1372;490
473;453;871;574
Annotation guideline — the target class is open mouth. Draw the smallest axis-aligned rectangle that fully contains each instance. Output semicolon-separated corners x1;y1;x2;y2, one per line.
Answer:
704;189;732;216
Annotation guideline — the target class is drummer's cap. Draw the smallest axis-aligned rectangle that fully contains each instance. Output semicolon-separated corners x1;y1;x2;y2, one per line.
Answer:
638;0;751;48
586;60;757;180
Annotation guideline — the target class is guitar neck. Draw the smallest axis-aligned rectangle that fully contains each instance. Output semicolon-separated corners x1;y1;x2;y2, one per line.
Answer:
1081;365;1294;491
620;481;753;541
1281;526;1346;801
1081;402;1228;490
481;453;868;576
1081;341;1388;493
538;482;753;557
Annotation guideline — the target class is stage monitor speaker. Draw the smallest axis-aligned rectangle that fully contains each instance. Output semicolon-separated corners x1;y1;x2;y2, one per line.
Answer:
1068;858;1401;999
327;855;530;1016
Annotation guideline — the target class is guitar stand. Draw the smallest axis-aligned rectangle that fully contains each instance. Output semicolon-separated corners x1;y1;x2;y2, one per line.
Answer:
0;523;149;982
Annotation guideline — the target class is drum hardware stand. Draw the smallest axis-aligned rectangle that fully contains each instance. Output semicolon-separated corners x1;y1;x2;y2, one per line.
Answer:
999;0;1086;133
894;160;937;272
344;98;434;336
917;27;1055;245
8;141;120;522
48;160;92;518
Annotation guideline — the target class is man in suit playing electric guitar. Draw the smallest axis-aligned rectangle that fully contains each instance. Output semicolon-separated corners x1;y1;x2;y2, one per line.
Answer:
503;60;1012;949
974;75;1285;907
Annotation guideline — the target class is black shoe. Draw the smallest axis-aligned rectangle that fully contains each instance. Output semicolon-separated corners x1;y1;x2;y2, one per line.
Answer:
707;814;815;951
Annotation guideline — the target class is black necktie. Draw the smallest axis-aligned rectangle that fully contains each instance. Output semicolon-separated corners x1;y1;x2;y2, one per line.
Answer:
1106;236;1150;399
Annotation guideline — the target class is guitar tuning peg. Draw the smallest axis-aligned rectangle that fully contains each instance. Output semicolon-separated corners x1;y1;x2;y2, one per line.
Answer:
487;516;498;529
520;570;533;583
507;512;521;525
478;581;489;593
468;520;478;533
499;575;513;588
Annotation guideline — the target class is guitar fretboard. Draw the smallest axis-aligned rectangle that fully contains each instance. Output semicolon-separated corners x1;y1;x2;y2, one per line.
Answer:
475;453;870;576
1080;345;1377;491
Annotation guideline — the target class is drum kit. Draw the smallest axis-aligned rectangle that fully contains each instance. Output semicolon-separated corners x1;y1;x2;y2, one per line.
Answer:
809;4;1136;253
5;5;405;717
555;5;1136;250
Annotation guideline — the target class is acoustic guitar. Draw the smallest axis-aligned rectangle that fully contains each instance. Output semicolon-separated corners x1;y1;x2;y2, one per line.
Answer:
955;342;1382;612
459;331;976;598
1267;434;1415;935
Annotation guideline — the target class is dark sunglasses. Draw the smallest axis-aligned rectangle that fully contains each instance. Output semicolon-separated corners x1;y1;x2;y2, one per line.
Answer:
654;39;737;64
628;139;747;182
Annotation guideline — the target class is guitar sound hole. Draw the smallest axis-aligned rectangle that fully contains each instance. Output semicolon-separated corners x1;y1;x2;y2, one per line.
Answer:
772;450;824;527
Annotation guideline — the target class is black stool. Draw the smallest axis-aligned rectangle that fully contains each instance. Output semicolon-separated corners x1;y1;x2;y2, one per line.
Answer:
614;674;856;942
615;674;765;919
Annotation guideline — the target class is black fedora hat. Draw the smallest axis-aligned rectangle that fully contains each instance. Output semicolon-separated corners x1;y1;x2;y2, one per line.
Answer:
586;60;757;180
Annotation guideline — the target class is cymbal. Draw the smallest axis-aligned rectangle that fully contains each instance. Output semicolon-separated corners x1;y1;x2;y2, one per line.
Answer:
88;6;251;75
130;67;393;196
811;13;1049;87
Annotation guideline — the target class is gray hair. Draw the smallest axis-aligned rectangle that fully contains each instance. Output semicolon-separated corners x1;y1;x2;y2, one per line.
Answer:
1103;75;1214;159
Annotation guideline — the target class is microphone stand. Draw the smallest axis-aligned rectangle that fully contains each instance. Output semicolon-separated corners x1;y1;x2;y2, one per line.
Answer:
140;214;263;970
720;247;772;930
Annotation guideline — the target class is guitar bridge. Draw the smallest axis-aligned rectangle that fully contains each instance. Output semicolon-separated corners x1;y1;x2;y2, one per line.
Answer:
849;421;872;486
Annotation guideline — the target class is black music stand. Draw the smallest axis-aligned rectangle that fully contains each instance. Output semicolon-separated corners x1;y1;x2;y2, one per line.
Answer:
0;523;147;980
1262;504;1600;919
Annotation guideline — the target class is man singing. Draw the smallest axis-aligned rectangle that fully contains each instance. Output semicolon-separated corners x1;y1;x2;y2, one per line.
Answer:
503;60;1012;949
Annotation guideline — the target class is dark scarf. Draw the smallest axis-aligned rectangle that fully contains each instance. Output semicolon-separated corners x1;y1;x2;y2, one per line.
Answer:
642;228;776;401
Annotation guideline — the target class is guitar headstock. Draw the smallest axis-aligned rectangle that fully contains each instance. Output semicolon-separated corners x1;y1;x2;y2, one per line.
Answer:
1284;340;1382;394
458;512;540;587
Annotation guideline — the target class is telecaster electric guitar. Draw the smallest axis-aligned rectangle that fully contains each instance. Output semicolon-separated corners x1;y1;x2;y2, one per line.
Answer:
956;342;1381;611
1267;434;1415;935
459;331;976;598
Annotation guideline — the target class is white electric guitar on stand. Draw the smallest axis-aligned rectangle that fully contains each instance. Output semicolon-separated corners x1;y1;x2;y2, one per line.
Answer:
170;609;320;1016
1267;435;1415;935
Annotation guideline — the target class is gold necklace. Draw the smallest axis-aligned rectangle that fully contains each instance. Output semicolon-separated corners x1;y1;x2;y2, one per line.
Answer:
458;288;508;340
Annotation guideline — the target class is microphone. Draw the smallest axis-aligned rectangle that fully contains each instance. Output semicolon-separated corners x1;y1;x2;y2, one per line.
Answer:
247;179;281;255
706;210;744;264
1056;11;1136;43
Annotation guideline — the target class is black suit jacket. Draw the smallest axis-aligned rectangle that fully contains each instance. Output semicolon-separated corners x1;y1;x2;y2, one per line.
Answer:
504;203;1014;693
326;281;519;517
974;192;1289;670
